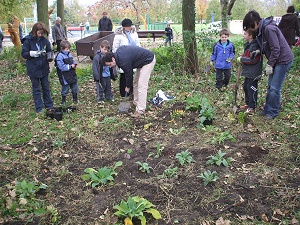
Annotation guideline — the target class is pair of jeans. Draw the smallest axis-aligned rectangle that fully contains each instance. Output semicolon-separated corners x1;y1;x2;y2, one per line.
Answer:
61;82;78;97
215;68;231;89
263;61;292;118
96;77;113;101
165;37;172;46
243;77;258;109
30;75;53;112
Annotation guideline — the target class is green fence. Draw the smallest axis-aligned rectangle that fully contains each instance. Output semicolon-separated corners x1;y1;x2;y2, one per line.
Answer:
148;22;167;30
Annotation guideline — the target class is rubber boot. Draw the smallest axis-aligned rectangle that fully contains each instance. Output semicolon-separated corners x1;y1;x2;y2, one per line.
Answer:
72;93;78;104
61;96;66;106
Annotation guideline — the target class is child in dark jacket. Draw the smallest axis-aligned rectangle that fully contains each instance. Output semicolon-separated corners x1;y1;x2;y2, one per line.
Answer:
56;40;78;105
239;29;263;113
210;28;235;91
92;40;116;104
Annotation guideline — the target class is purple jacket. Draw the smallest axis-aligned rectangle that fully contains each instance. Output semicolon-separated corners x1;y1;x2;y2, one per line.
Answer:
257;17;294;67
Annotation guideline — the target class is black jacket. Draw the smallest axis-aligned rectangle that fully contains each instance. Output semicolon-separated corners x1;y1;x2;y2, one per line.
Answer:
114;46;155;88
21;34;52;78
278;13;300;45
98;17;112;31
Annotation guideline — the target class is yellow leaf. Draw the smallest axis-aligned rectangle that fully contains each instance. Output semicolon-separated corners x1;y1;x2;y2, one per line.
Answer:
124;217;133;225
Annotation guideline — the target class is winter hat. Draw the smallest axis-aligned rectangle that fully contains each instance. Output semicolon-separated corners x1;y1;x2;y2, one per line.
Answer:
121;18;132;27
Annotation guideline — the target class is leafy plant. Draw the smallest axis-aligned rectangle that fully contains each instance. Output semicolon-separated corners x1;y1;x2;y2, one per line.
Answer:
113;196;162;225
136;161;152;173
197;170;219;186
16;180;47;199
170;109;185;120
158;166;178;179
81;161;123;188
198;98;216;124
206;150;232;167
176;150;195;165
148;142;164;158
185;95;202;111
211;131;236;144
169;127;185;135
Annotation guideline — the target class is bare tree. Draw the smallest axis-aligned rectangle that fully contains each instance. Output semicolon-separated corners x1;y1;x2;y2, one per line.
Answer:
220;0;237;28
37;0;50;30
182;0;199;75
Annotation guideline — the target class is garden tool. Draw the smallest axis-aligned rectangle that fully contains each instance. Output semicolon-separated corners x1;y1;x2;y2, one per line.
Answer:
118;92;131;113
233;64;241;114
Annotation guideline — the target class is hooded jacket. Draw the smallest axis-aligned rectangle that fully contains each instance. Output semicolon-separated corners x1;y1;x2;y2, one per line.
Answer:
112;26;140;53
210;40;235;69
21;34;52;78
92;50;116;83
240;39;263;79
278;13;300;45
257;17;294;67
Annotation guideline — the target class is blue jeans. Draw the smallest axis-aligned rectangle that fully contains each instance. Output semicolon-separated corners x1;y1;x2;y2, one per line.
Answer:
61;82;78;97
30;75;53;112
263;61;292;118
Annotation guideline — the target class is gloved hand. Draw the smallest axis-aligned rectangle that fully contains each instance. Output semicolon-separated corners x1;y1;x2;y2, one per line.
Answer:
265;64;273;76
237;57;241;62
226;58;232;63
250;49;260;59
30;51;40;57
209;61;214;66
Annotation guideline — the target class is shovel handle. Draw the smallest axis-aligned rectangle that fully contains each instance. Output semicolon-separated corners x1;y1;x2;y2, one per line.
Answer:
125;92;130;98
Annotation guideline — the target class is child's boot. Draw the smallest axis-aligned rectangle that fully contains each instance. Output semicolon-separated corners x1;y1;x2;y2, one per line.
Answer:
72;93;78;104
61;96;66;106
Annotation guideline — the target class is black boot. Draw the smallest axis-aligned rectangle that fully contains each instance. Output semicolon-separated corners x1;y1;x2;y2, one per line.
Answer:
62;96;66;106
72;93;78;104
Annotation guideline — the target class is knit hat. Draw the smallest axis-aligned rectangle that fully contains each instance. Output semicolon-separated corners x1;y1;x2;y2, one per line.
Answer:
121;19;132;27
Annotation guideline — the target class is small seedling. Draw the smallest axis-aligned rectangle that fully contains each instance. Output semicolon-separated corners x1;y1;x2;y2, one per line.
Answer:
158;166;178;178
197;170;218;186
136;161;152;173
211;131;235;144
148;142;164;158
81;161;123;188
176;150;195;165
114;196;161;225
206;150;232;167
169;127;185;135
170;109;185;120
127;148;133;154
16;180;48;198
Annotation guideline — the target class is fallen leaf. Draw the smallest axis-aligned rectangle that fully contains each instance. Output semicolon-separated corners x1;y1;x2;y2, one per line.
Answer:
291;217;299;225
261;214;269;222
216;217;231;225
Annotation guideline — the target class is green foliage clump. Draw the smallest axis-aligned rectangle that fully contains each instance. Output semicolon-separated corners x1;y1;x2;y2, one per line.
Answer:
206;150;232;167
113;196;161;225
1;93;31;109
290;47;300;73
136;161;152;173
197;170;218;186
176;150;195;165
81;161;123;188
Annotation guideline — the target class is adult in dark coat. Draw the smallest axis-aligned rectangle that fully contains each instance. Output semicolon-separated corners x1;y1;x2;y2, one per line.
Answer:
21;22;54;113
98;12;113;31
278;5;300;47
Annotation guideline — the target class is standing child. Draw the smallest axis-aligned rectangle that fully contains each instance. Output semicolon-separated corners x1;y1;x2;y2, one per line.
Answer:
164;23;173;46
55;40;78;106
239;29;263;113
210;28;235;91
92;40;116;104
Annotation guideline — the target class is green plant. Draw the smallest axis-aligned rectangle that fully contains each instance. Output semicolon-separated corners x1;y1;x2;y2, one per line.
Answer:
185;95;202;111
148;142;164;158
136;161;152;173
211;131;236;144
197;170;218;186
169;127;185;135
81;161;123;188
170;109;185;120
206;150;232;167
176;150;195;165
15;180;47;199
158;166;178;178
198;98;216;124
113;196;162;225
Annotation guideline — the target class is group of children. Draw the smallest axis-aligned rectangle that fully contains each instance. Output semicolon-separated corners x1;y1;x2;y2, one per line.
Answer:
210;28;263;114
54;39;116;106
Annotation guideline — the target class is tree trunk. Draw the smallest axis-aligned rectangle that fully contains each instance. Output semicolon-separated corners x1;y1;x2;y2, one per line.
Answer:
57;0;64;27
37;0;49;30
220;0;236;28
182;0;199;75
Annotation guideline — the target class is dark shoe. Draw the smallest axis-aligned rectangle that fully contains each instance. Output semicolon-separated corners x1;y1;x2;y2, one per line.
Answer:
72;93;78;104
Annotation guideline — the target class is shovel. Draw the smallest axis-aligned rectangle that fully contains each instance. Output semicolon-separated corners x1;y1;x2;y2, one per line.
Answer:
118;92;131;113
233;64;241;114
